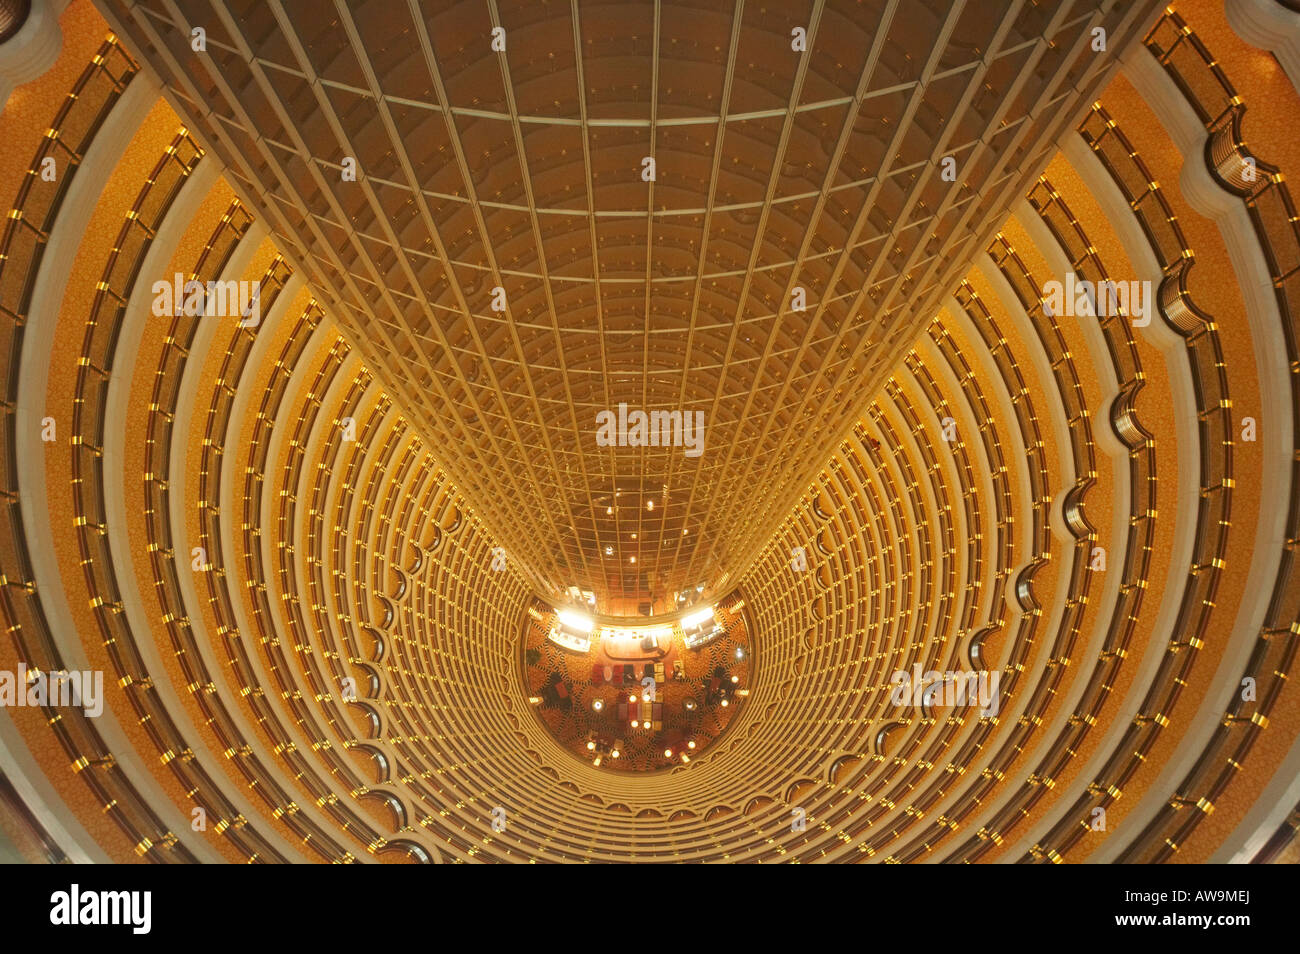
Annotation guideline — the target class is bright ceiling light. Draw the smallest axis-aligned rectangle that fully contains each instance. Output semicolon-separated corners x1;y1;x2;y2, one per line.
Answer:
556;608;594;633
681;606;715;629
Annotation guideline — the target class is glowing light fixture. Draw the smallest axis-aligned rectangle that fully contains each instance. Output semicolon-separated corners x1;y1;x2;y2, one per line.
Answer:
681;606;715;629
556;608;594;633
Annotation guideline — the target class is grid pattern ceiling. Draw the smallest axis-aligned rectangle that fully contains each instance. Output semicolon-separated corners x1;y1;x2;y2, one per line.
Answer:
97;0;1152;613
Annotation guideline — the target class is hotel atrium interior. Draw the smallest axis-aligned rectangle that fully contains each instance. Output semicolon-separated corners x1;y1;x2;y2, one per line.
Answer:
0;0;1297;865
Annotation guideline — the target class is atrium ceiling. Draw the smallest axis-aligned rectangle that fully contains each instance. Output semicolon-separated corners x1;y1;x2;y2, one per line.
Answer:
95;0;1157;612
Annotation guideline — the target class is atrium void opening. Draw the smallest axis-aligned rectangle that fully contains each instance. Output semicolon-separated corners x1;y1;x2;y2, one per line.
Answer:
522;595;753;772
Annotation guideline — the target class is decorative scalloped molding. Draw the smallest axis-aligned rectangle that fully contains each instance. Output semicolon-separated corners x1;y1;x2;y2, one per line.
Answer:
0;0;69;108
1100;45;1297;865
1225;0;1300;95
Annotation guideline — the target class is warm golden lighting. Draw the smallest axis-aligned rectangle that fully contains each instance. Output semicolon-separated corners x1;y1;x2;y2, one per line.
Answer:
30;0;1274;868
